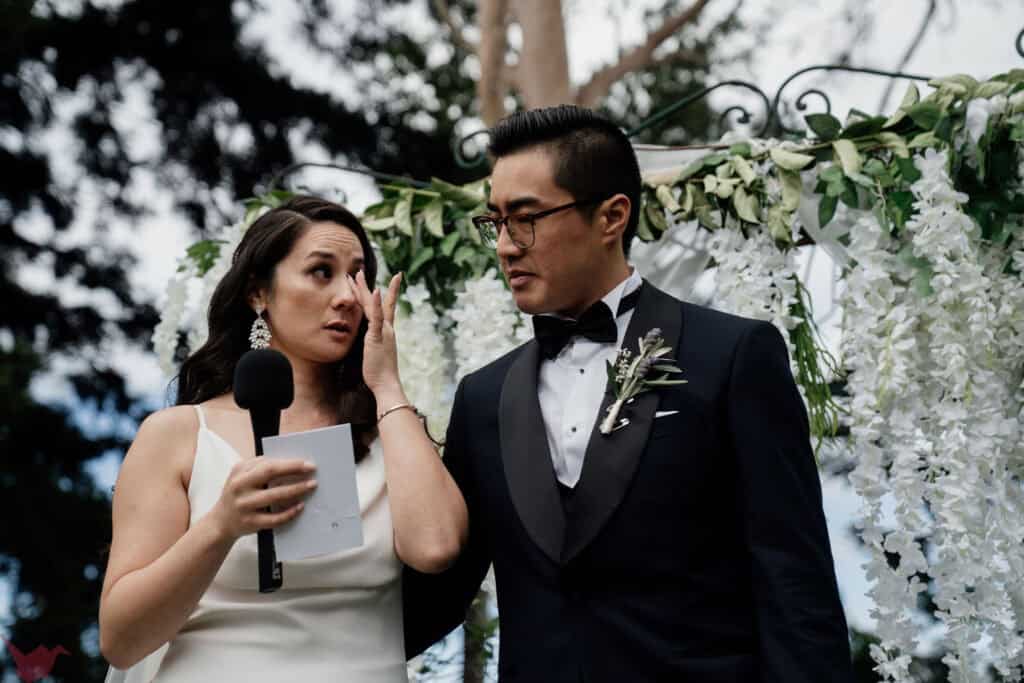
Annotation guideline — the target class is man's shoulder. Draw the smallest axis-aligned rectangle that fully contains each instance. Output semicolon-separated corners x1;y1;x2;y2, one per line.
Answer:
679;298;767;339
457;341;530;396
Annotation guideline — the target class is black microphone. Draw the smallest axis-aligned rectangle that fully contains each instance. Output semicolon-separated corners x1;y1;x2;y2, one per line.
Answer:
233;348;294;593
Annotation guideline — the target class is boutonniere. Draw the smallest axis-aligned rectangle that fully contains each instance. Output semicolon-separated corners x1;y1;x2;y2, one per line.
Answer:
599;328;687;435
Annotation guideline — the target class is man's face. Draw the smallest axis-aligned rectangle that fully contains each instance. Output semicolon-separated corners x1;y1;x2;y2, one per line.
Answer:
489;147;609;317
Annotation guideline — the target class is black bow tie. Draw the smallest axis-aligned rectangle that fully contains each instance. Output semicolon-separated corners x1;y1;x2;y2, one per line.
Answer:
533;285;642;360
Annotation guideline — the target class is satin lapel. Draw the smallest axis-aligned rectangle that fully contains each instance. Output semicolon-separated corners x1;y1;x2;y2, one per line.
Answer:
562;282;684;564
499;340;566;564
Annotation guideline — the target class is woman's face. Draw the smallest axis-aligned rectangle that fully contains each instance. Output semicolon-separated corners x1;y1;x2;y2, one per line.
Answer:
254;221;366;364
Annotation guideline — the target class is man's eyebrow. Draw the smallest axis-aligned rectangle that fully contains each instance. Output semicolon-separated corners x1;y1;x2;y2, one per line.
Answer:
486;196;541;213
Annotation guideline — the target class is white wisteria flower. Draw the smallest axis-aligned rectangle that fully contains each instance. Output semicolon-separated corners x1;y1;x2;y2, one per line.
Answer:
394;282;451;440
449;268;531;381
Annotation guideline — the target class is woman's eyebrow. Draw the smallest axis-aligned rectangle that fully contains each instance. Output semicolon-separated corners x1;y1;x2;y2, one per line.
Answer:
305;250;337;261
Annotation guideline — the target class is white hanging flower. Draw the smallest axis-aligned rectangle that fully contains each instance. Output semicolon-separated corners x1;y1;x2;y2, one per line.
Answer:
152;270;192;377
394;283;452;439
450;268;531;381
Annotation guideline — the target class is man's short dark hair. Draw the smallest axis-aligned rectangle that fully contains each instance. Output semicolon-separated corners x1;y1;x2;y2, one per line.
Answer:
488;105;642;256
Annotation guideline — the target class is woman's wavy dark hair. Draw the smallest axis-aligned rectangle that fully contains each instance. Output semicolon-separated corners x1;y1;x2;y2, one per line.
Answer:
175;195;379;460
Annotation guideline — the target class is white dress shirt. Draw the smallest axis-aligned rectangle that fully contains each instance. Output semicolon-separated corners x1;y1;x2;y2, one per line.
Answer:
537;268;643;488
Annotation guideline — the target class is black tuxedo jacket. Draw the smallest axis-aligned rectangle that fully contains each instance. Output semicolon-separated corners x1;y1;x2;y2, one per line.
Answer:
404;283;853;682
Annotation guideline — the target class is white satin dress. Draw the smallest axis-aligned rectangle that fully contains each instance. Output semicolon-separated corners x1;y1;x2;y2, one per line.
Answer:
104;405;407;683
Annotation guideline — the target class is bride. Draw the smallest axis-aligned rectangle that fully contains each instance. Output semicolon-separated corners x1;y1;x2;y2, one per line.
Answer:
99;195;467;682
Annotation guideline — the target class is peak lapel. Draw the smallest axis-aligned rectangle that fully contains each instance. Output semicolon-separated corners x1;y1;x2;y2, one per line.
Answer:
562;283;683;564
499;340;566;565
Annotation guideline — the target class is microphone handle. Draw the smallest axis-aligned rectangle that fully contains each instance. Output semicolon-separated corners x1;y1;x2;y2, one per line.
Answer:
251;409;283;593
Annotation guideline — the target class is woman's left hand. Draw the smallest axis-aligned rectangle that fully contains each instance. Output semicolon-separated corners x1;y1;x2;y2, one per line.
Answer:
351;270;403;396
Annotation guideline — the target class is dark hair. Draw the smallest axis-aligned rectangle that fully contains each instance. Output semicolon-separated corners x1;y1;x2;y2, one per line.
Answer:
175;195;378;460
488;105;642;256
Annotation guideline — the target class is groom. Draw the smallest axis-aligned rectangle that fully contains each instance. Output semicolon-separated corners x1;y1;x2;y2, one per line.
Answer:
403;105;853;682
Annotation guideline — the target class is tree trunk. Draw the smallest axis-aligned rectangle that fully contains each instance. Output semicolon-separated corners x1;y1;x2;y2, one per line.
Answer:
512;0;571;110
477;0;511;126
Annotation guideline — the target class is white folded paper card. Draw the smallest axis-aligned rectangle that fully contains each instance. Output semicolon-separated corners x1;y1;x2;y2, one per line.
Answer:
261;423;363;561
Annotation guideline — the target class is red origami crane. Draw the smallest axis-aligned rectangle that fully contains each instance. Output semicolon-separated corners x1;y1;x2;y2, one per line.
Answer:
2;637;70;682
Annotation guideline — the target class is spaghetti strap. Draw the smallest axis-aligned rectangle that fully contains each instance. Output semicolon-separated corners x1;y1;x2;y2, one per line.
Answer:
194;404;207;430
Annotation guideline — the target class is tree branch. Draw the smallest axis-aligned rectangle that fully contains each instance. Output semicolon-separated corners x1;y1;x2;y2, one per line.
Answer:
431;0;476;54
575;0;714;108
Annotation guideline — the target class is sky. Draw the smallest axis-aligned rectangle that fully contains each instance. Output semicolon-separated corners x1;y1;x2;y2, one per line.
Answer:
6;0;1024;673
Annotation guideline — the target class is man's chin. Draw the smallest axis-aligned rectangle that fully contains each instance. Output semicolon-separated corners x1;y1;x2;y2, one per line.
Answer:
511;291;554;316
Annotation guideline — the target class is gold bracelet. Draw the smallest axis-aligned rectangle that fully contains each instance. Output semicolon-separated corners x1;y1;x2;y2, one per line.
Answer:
377;402;420;423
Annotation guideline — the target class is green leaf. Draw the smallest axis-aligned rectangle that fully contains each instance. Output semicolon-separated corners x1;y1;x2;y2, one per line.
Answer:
770;148;815;171
908;131;940;149
363;216;398;232
888;190;915;231
637;204;655;241
440;231;460;257
692;188;718;230
655;184;680;212
832;139;862;176
682;183;695;214
929;73;979;96
805;113;842;140
934;114;954;143
677;158;706;182
644;378;688;387
732;155;757;186
394;191;414;236
975;81;1011;99
407;246;435;278
840;116;886;139
906;102;943;130
767;205;791;242
702;152;728;168
653;365;683;373
714;178;738;199
895;157;921;183
884;83;920;127
877;132;910;159
185;239;227;276
422;199;445;238
728;142;752;157
779;169;803;212
645;202;669;233
820;165;844;184
453;245;476;266
733;185;761;223
839;178;859;209
1010;119;1024;142
818;194;838;228
429;177;485;209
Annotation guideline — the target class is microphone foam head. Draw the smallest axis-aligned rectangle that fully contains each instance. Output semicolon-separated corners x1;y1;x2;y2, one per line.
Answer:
233;349;294;410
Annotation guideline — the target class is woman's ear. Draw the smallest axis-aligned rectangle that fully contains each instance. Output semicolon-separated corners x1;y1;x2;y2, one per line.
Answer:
600;194;631;246
247;285;268;315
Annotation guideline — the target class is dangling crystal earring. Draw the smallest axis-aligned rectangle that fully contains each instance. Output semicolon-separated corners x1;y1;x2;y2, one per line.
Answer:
249;307;271;349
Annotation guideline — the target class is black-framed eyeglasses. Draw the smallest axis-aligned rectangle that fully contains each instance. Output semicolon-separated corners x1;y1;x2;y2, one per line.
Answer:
471;196;607;249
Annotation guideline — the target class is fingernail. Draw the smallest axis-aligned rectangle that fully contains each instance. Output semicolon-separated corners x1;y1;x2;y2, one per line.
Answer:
303;462;316;471
306;479;317;488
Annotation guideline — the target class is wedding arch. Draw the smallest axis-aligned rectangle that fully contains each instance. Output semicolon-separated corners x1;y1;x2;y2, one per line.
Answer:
155;37;1024;681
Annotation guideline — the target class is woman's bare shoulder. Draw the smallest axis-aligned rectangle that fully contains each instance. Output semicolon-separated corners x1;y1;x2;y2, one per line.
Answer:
116;405;202;491
135;404;200;442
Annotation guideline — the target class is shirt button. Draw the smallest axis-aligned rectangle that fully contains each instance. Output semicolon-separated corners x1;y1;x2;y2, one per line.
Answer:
571;426;577;433
579;368;585;375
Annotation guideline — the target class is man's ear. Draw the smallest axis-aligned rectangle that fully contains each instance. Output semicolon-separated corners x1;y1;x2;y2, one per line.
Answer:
599;194;631;246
